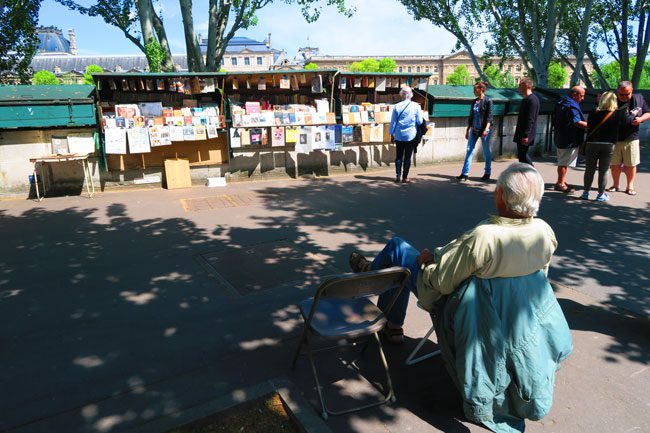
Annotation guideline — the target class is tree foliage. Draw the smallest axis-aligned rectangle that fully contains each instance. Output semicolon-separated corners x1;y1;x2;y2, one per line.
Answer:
56;0;354;72
0;0;41;84
304;62;319;70
547;61;567;87
594;57;650;89
446;65;471;85
483;64;516;87
32;70;59;85
145;40;164;73
83;64;103;85
349;57;396;72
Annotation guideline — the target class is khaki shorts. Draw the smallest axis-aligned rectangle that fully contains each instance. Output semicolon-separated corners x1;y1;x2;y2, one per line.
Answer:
611;139;640;167
556;147;579;167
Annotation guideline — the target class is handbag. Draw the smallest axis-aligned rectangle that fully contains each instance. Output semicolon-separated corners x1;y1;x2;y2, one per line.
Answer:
580;110;614;156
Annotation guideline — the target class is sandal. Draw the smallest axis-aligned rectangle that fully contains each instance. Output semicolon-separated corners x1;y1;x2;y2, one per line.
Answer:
626;189;637;196
381;326;404;345
606;186;619;192
553;183;574;193
349;251;371;273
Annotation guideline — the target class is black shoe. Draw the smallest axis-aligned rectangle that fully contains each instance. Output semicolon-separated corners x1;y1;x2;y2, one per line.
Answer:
481;173;491;181
394;176;400;183
456;174;468;182
349;251;371;273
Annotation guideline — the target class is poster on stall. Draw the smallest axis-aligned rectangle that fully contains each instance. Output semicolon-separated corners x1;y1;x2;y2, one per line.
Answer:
324;125;336;150
170;126;185;142
182;125;196;141
127;128;151;153
206;125;218;139
194;125;207;141
230;128;242;148
295;126;313;153
104;129;127;154
67;133;96;154
271;126;285;147
285;126;299;143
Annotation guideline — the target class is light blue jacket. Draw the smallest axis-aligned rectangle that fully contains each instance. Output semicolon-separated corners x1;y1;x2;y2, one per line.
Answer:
435;271;573;433
389;100;423;142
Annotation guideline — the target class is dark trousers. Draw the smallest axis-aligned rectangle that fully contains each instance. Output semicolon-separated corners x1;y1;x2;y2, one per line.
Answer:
517;141;534;166
584;142;614;195
395;139;416;180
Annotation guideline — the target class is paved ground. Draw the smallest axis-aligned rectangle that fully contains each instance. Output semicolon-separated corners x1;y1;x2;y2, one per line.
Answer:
1;152;649;433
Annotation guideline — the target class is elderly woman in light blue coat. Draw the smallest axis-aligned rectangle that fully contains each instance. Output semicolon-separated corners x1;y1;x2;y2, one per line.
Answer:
389;85;424;183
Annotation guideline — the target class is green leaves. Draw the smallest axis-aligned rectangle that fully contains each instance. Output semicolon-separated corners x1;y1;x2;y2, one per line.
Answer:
446;65;472;85
349;58;396;73
32;70;59;85
0;0;41;84
145;40;164;73
83;64;103;85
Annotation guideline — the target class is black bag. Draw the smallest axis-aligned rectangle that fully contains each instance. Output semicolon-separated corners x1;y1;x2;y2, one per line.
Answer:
414;119;428;143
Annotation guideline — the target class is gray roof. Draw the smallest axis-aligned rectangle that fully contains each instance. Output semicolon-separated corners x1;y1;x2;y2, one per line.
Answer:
30;55;190;73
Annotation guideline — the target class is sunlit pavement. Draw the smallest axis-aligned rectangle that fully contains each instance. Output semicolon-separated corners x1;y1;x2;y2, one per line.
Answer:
1;152;648;433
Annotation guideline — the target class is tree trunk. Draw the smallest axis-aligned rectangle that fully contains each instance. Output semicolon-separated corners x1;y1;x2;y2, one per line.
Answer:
206;0;231;71
586;46;609;88
179;0;204;72
152;9;175;72
631;7;650;88
135;0;156;45
570;0;594;86
619;0;630;81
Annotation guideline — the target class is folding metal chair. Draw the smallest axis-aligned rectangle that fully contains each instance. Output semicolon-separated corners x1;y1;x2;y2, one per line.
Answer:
291;266;411;419
405;301;441;366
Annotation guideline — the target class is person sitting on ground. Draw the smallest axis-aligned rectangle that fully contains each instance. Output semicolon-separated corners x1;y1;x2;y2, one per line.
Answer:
349;162;557;344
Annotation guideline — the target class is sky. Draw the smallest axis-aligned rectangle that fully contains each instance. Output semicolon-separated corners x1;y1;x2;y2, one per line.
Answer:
37;0;480;57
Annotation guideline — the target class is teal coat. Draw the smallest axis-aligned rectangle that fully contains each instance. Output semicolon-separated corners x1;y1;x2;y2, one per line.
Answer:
435;271;573;433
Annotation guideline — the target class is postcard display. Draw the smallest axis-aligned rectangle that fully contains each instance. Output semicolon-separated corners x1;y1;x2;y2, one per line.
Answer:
227;73;341;155
337;75;429;146
96;75;228;171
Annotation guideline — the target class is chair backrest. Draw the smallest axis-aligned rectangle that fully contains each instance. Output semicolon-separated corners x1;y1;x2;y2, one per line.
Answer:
317;266;410;300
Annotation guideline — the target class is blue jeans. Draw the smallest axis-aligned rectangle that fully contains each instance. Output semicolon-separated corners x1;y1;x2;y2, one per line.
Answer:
461;129;493;176
374;237;421;326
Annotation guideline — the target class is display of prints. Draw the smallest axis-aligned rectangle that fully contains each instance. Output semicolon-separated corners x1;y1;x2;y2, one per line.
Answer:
339;77;347;89
376;77;387;92
194;125;207;140
201;79;216;93
115;104;140;119
206;124;218;139
334;125;343;144
67;133;95;154
138;102;163;117
271;127;285;147
148;126;163;147
354;77;361;87
232;78;239;90
104;117;117;129
342;125;354;143
240;129;251;146
311;75;323;93
295;127;312;153
104;129;127;154
285;126;299;143
370;124;383;142
230;128;242;148
258;77;266;90
279;75;290;89
170;126;184;142
250;128;263;146
127;128;151;153
51;136;68;154
182;125;196;140
324;125;336;150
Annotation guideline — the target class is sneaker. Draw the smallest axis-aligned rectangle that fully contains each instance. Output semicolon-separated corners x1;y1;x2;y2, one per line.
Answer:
481;173;491;181
596;193;610;202
394;176;400;183
580;191;590;200
349;251;371;273
456;174;468;182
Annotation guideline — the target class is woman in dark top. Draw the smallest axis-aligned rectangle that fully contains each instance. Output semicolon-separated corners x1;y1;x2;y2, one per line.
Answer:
457;81;494;181
582;91;631;201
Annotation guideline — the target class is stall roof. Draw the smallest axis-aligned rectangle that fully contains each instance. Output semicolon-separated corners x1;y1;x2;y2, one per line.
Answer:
425;85;515;102
0;85;97;129
0;84;95;104
92;69;339;79
339;71;432;77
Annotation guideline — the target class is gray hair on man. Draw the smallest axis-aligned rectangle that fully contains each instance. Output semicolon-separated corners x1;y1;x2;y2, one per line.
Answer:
618;80;633;89
399;85;413;100
496;162;545;217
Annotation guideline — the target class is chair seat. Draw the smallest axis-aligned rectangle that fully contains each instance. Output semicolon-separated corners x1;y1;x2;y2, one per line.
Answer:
300;297;387;340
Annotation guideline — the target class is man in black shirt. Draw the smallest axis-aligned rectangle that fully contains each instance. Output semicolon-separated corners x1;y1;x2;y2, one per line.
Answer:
514;79;540;166
608;81;650;195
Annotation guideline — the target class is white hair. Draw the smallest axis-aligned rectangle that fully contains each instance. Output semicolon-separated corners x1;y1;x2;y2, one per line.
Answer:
496;163;545;217
399;85;413;100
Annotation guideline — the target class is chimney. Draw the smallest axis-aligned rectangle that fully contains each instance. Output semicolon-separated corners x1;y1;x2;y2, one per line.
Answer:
68;29;77;55
266;33;272;49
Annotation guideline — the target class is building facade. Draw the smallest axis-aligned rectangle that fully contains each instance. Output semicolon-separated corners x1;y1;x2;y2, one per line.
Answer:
309;51;593;87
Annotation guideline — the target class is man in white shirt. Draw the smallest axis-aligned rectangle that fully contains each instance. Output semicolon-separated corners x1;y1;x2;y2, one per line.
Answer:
349;162;557;343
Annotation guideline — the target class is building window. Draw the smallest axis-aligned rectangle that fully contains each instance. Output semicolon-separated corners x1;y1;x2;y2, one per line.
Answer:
257;56;263;65
398;66;403;72
407;66;412;72
434;79;438;85
425;66;430;72
244;57;250;66
416;66;421;72
221;58;225;65
516;64;522;71
433;65;438;73
231;57;238;66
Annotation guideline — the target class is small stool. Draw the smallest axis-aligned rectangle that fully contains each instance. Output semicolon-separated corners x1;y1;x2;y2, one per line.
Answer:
406;302;441;365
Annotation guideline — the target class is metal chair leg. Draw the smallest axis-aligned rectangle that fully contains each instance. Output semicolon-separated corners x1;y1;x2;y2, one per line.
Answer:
405;324;440;365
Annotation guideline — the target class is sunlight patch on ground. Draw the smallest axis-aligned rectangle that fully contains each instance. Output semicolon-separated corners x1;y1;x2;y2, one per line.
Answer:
239;338;281;350
74;355;104;368
120;291;157;305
